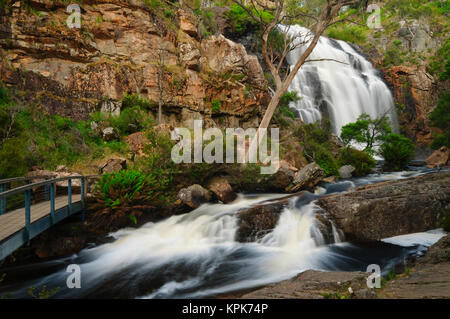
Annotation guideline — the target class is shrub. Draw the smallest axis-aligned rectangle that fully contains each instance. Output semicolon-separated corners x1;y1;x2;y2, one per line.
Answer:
326;24;367;45
299;121;339;176
97;169;164;208
429;92;450;149
121;93;153;110
380;133;415;171
109;106;154;135
211;99;221;113
339;147;376;177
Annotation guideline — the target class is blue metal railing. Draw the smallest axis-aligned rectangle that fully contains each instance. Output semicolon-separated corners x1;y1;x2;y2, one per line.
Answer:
0;175;98;245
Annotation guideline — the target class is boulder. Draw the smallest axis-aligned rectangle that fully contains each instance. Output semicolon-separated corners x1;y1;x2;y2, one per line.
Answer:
208;177;237;204
286;162;326;192
177;184;212;209
317;172;450;242
125;132;149;157
425;146;450;168
179;42;201;70
100;157;127;174
102;127;119;141
339;165;356;179
236;199;288;242
263;160;297;191
200;34;266;89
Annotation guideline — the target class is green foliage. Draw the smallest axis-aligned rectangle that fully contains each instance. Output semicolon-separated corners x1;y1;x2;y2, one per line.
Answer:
339;147;376;177
428;38;450;80
225;3;274;36
97;169;169;209
108;106;155;135
299;120;339;176
380;133;415;171
429;93;450;131
211;99;221;113
383;47;404;67
121;93;153;110
326;24;367;45
441;212;450;232
429;92;450;149
279;91;300;108
340;113;392;154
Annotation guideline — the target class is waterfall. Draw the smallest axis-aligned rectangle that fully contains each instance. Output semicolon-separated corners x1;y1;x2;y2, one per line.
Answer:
283;25;397;136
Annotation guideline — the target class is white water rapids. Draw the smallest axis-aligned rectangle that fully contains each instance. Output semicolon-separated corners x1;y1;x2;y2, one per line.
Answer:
1;169;444;299
283;25;397;135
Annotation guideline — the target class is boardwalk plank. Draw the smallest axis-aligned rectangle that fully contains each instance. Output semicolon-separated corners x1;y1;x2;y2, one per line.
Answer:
0;194;81;242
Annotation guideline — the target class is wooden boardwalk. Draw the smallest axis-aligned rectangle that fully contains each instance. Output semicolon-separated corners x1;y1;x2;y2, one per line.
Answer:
0;194;81;242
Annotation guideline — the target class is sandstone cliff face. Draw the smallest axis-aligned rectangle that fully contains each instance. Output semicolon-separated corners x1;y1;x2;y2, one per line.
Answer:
0;0;269;128
383;65;439;149
363;18;449;151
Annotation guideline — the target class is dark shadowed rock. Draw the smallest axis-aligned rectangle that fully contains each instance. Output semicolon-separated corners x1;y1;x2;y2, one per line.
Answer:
236;199;288;242
177;184;212;209
317;172;450;242
286;162;325;192
263;160;297;191
208;177;237;203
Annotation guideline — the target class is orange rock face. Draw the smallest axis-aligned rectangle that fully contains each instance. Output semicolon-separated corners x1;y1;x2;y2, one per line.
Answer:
0;1;269;128
425;146;450;168
383;65;438;147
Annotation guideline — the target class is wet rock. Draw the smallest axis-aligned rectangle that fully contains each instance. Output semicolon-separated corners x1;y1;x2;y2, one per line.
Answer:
339;165;356;179
177;184;212;209
286;162;326;192
207;177;237;204
100;157;127;174
425;146;450;168
236;199;289;242
263;160;297;191
317;172;450;242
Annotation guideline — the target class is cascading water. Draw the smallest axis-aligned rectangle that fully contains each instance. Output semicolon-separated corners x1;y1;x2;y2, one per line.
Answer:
283;25;397;135
1;169;445;299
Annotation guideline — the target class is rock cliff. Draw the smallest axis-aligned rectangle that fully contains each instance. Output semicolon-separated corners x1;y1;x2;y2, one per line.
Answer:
0;0;269;128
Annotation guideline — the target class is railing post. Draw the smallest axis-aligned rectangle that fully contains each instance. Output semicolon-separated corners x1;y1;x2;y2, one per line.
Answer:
81;177;86;223
25;189;31;245
0;183;6;215
50;182;55;224
44;184;50;201
68;179;72;214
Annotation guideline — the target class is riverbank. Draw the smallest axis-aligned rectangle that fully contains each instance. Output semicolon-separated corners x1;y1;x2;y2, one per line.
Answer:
233;233;450;299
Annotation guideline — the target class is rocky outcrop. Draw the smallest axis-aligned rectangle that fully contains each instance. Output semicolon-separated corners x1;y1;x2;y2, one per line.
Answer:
0;1;269;128
384;66;438;148
317;172;450;242
207;177;237;204
177;184;212;208
263;160;297;191
240;270;375;299
425;146;450;168
338;165;355;179
379;234;450;299
100;157;127;174
235;197;290;242
286;162;325;192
